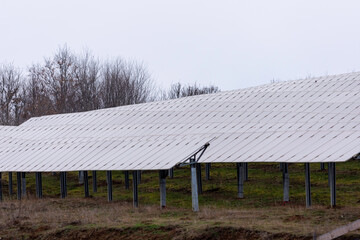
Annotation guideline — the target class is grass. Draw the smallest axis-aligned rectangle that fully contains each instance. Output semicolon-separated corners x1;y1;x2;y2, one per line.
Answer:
0;160;360;239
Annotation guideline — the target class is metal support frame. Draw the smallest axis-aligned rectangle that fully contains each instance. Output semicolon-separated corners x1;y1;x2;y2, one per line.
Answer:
60;172;66;199
169;168;174;179
36;172;43;199
159;170;168;208
8;172;13;196
124;171;129;190
78;171;84;184
106;171;113;202
280;163;284;171
137;170;141;184
21;172;26;197
190;157;199;212
244;163;248;181
283;163;289;202
64;172;67;197
205;163;211;180
320;163;325;171
92;171;97;193
305;163;311;208
329;162;336;207
196;163;203;194
133;171;139;207
17;172;21;200
237;163;244;199
84;171;89;197
0;173;2;202
179;142;210;212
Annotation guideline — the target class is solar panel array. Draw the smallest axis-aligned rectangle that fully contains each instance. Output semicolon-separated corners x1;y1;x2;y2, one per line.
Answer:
0;72;359;172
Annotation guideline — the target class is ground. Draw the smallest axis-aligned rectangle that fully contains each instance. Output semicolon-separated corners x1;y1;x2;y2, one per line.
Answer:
0;161;360;239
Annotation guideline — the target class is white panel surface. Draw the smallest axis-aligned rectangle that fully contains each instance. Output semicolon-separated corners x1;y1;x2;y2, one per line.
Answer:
0;72;359;171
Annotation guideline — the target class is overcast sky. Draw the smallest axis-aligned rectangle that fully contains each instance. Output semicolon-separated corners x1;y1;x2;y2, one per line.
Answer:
1;0;360;90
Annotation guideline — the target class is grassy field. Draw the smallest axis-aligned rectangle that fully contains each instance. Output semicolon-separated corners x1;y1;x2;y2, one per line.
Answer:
1;160;360;239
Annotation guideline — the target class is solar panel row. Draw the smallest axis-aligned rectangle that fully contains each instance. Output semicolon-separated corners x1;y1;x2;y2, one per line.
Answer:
0;72;359;172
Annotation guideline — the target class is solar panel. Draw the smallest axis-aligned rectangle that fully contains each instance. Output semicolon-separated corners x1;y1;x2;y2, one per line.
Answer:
0;72;359;172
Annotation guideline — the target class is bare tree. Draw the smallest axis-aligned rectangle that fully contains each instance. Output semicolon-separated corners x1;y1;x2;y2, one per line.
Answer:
0;64;23;125
39;45;78;114
23;64;54;119
74;51;101;111
100;59;154;108
167;82;220;99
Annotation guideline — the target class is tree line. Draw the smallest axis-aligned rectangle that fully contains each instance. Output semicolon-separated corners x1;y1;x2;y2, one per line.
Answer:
0;46;219;126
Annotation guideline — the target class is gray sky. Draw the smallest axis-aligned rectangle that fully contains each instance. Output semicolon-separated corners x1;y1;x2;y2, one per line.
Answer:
1;0;360;90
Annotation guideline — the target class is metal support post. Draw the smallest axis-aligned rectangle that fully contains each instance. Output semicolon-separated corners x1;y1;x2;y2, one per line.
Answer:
35;173;39;198
133;171;139;207
78;171;84;184
328;163;331;187
0;173;2;202
60;172;66;199
169;168;174;179
283;163;289;202
36;172;43;199
84;171;89;197
196;163;202;194
329;162;336;207
21;172;26;197
8;172;13;196
106;171;113;202
92;171;97;193
17;172;21;200
179;142;210;212
124;171;129;190
190;158;199;212
305;163;311;208
237;163;244;198
244;163;249;181
205;163;211;180
137;170;141;184
280;163;284;171
64;172;67;197
320;163;325;171
159;170;168;208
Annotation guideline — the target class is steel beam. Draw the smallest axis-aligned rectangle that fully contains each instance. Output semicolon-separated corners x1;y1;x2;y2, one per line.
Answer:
78;171;84;184
0;173;2;202
60;172;66;199
320;163;325;171
237;163;244;198
196;163;202;194
106;171;113;202
190;158;199;212
137;170;141;184
21;172;26;197
169;168;174;179
8;172;13;196
124;171;129;190
92;171;97;193
36;172;43;199
244;163;249;181
205;163;211;180
329;162;336;207
84;171;89;197
64;172;67;197
305;163;311;208
283;163;289;202
328;163;331;187
17;172;21;200
159;170;168;208
133;171;139;207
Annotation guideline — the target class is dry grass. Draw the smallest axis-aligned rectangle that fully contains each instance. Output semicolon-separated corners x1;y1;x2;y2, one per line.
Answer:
1;196;360;239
